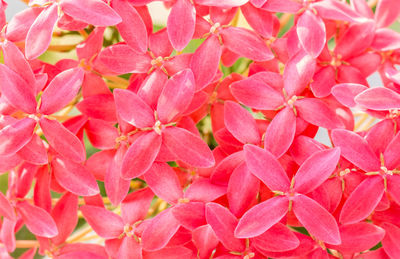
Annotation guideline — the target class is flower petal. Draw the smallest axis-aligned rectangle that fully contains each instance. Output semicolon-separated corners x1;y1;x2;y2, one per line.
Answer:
0;118;36;156
297;10;326;58
355;87;400;111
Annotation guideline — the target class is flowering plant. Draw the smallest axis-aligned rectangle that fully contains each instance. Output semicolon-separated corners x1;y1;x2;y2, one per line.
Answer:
1;0;400;258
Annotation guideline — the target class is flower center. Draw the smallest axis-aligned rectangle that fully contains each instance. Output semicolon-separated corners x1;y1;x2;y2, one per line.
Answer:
210;22;221;34
287;95;298;108
153;120;163;135
151;56;164;68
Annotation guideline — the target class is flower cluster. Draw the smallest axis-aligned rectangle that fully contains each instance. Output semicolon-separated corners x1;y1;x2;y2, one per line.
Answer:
0;0;400;258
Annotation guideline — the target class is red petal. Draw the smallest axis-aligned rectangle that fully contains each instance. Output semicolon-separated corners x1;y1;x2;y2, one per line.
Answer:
157;69;195;123
40;117;86;163
220;27;274;61
384;132;400;169
375;0;400;27
206;202;246;251
310;66;336;98
117;237;142;259
294;148;340;194
17;201;58;238
241;3;275;38
382;223;400;258
163;126;215;168
192;225;219;259
293;194;340;245
264;106;297;158
167;0;196;51
235;196;289;238
331;129;380;172
121;132;162;179
172;202;206;230
52;157;100;196
17;134;48;165
39;68;84;115
80;205;124;239
184;178;227;202
114;89;155;128
138;70;168;109
224;101;260;145
25;4;58;60
85;119;119;150
190;35;222;91
244;144;290;192
112;0;148;53
144;162;184;204
0;118;36;156
60;0;122;26
297;10;326;58
339;176;384;224
76;94;117;122
0;64;36;113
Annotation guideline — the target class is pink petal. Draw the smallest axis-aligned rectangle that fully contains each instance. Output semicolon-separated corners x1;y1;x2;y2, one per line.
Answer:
195;0;247;7
76;27;105;61
331;129;380;172
2;41;35;86
143;246;193;259
331;83;368;108
355;87;400;110
283;51;315;97
141;209;180;251
244;144;290;192
144;162;184;204
235;196;289;238
121;131;162;179
220;27;274;62
375;0;400;28
335;21;376;60
25;4;58;60
190;35;222;91
294;148;340;194
184;178;227;202
105;146;130;205
6;7;42;42
384;132;400;169
121;187;154;225
339;176;384;224
80;205;124;239
295;98;344;129
297;10;326;58
52;157;100;196
114;89;155;128
138;70;168;109
149;28;173;57
39;68;84;115
210;151;245;185
17;134;48;165
17;201;58;238
60;0;122;26
205;202;245;251
224;101;260;145
227;163;259;217
40;117;86;163
264;106;297;158
77;94;117;122
230;77;284;110
311;0;361;22
310;66;336;98
329;222;385;254
241;3;275;38
252;223;300;252
157;69;195;123
293;194;341;245
163;126;215;168
112;0;148;53
167;0;195;51
172;202;206;230
0;192;16;221
372;28;400;51
85;119;119;150
192;225;219;259
0;118;36;156
382;223;400;258
51;193;79;245
97;44;152;74
0;218;16;252
0;64;36;113
387;175;400;206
